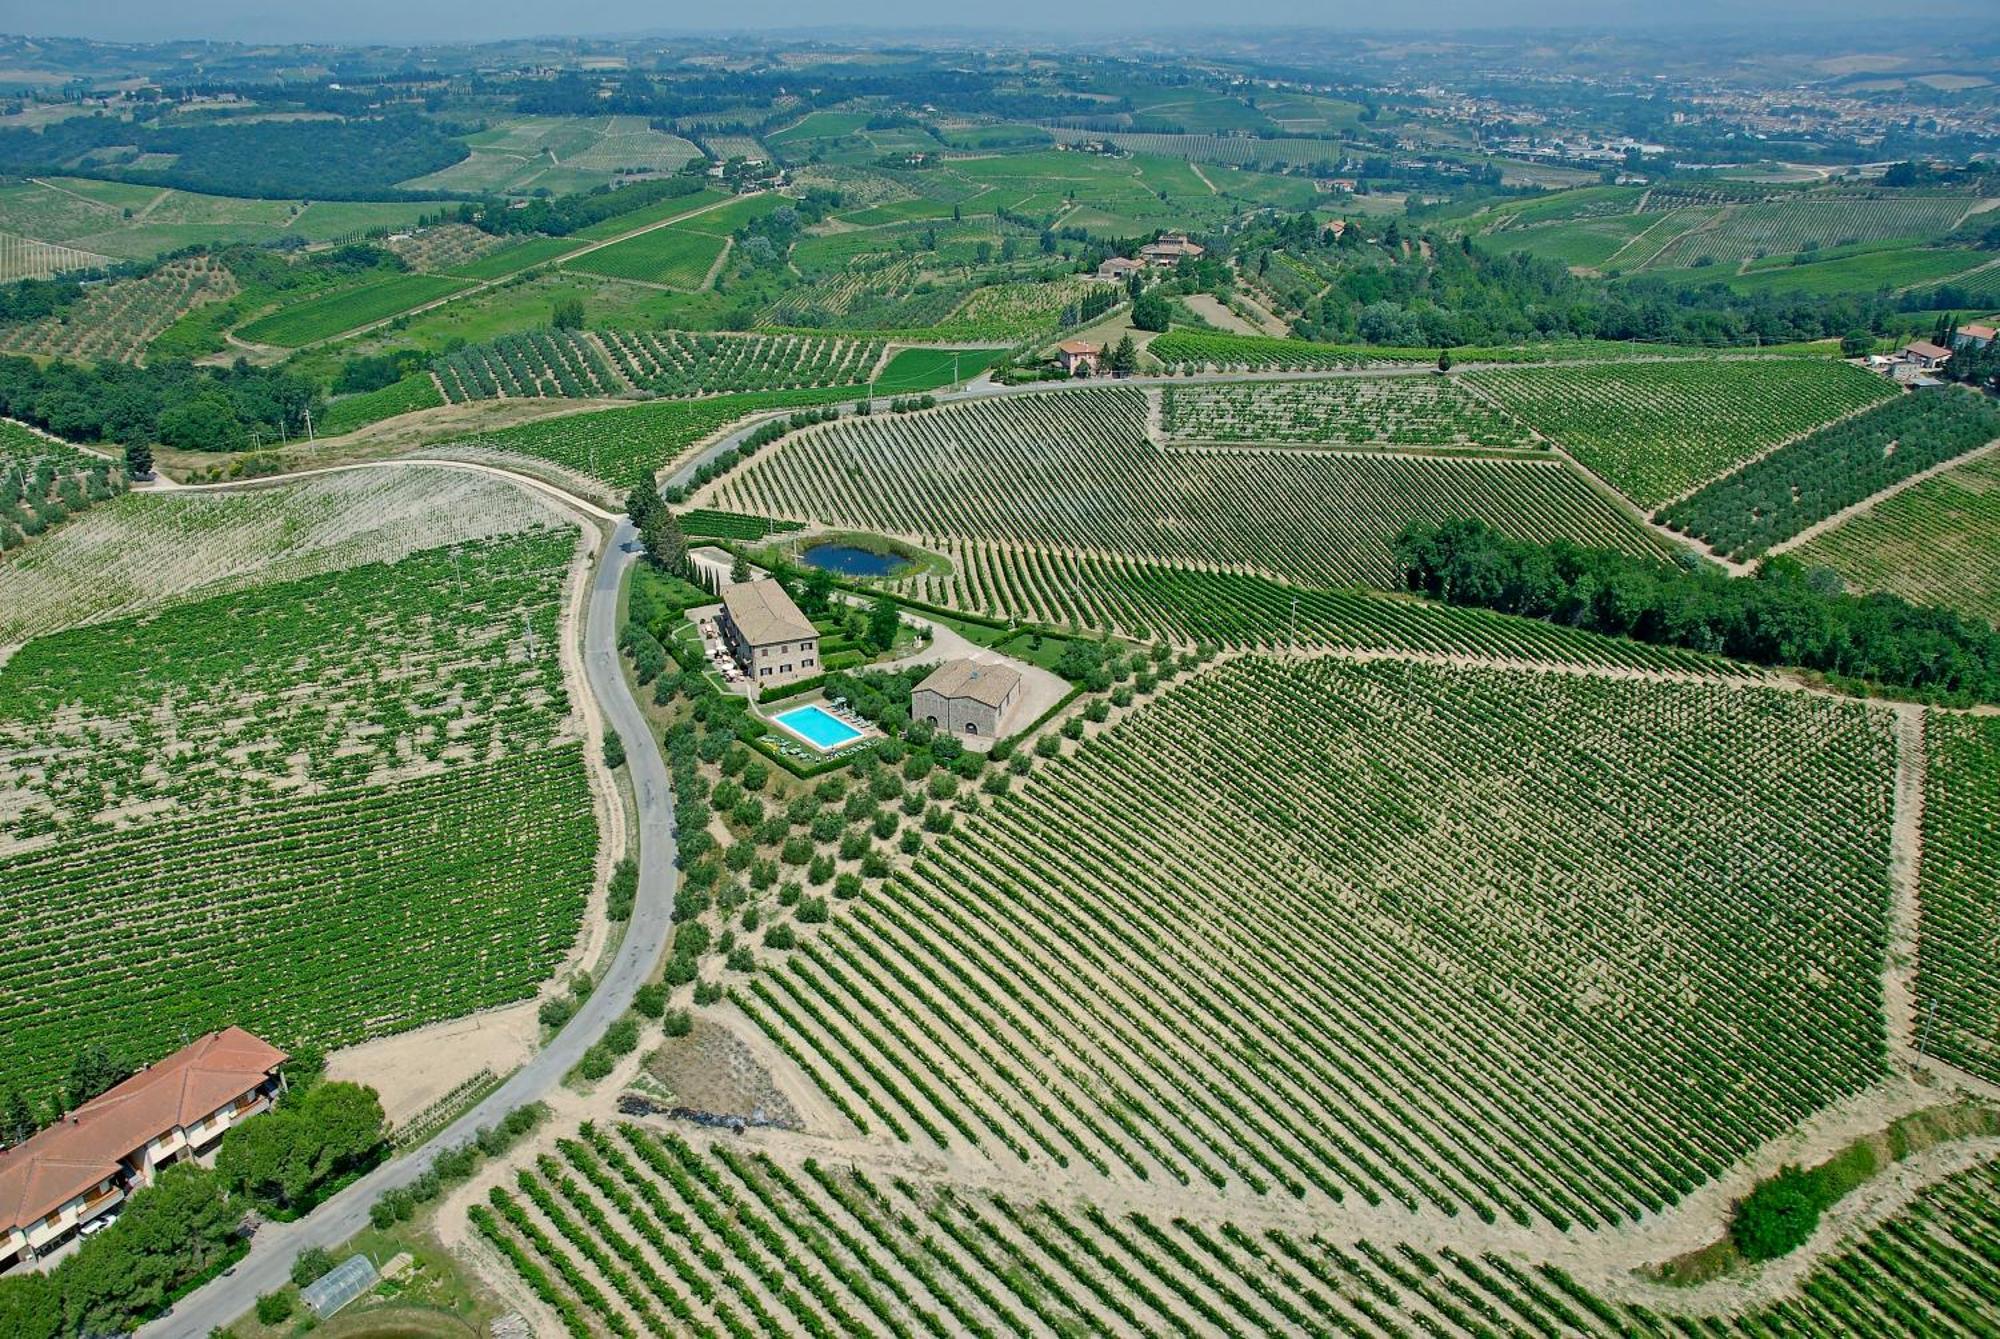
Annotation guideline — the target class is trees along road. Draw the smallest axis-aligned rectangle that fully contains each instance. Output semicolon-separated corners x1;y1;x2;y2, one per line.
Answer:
144;518;677;1339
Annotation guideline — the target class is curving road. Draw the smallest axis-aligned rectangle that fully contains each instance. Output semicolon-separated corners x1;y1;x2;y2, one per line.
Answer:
144;518;677;1339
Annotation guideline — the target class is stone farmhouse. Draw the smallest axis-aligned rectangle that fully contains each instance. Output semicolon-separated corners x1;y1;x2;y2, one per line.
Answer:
1096;256;1145;281
1953;323;1995;351
719;579;819;686
912;659;1023;737
1140;230;1205;267
0;1028;287;1270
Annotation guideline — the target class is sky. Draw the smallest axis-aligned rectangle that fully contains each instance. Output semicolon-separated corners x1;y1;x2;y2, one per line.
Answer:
6;0;1957;47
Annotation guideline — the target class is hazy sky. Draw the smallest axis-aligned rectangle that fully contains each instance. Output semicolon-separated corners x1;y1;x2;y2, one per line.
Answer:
7;0;1957;47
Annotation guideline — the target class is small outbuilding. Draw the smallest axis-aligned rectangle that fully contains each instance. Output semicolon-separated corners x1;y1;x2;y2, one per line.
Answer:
1901;340;1953;370
911;659;1023;738
1096;256;1145;281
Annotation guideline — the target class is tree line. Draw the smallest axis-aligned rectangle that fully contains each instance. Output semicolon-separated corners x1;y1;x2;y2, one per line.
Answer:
0;354;321;452
1393;518;2000;704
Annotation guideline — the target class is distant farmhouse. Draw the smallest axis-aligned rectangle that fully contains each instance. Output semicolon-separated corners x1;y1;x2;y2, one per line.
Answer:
912;659;1023;738
1140;231;1205;267
1902;340;1953;371
0;1028;287;1269
1096;256;1145;281
719;579;819;685
1056;340;1102;375
1953;323;1995;351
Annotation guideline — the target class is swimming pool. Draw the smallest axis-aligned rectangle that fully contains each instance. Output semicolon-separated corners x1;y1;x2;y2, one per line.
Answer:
773;704;866;750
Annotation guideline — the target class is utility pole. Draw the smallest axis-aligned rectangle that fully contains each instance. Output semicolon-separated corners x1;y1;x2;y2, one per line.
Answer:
302;406;315;443
522;612;539;660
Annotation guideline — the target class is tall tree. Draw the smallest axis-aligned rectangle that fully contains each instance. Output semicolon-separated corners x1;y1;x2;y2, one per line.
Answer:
123;439;152;479
65;1044;129;1111
640;509;689;577
866;596;901;651
1;1087;35;1145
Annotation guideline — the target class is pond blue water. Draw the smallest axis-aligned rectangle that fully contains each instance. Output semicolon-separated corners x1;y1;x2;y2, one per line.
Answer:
774;704;866;750
801;543;907;578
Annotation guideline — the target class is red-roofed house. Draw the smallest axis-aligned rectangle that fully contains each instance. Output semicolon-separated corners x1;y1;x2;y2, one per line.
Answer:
1902;340;1953;370
0;1028;286;1269
1139;231;1205;267
1056;340;1101;375
1953;323;1996;351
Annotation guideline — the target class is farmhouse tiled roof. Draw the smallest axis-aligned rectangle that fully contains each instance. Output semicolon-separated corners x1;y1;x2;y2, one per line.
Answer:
915;658;1022;708
1958;323;1996;339
0;1028;286;1233
1904;340;1952;360
1057;340;1100;355
722;579;815;646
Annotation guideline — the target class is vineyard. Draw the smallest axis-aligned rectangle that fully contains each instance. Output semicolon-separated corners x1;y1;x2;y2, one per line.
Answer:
319;371;448;436
236;272;472;347
0;528;596;1101
1792;449;2000;626
1146;329;1708;373
912;539;1747;670
0;465;566;651
0;420;123;556
466;1121;2000;1338
707;385;1666;591
1467;357;1899;507
938;276;1109;339
1046;126;1349;167
0;256;236;364
434;330;885;403
459;385;863;489
716;657;1892;1223
1659;390;2000;558
1643;196;1985;269
567;226;730;289
1159;377;1541;449
1915;716;2000;1086
0;230;112;282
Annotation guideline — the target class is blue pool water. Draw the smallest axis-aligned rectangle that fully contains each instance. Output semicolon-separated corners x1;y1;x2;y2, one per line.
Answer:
775;704;865;750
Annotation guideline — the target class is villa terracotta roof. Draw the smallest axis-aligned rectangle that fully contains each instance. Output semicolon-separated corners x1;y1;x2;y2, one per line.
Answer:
915;658;1022;708
1057;340;1100;355
722;579;815;646
0;1028;286;1233
1958;323;1996;339
1904;340;1952;360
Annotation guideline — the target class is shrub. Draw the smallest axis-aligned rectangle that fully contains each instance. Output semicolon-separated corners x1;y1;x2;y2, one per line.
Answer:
808;855;835;884
256;1292;295;1325
633;983;667;1019
1732;1165;1823;1260
726;946;755;972
578;1044;615;1081
662;1008;694;1037
604;1017;641;1056
291;1246;335;1288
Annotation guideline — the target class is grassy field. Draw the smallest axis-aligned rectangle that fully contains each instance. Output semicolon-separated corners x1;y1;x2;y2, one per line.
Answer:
1792;447;2000;626
236;272;472;346
868;346;1007;392
400;115;703;195
0;520;595;1101
708;384;1667;591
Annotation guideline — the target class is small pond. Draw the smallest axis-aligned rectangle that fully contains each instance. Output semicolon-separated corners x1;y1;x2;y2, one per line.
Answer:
801;543;909;579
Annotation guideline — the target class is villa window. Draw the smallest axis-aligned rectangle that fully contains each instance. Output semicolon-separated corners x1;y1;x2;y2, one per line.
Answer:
966;722;979;734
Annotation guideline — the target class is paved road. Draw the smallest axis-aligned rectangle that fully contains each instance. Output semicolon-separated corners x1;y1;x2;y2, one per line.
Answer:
145;520;677;1339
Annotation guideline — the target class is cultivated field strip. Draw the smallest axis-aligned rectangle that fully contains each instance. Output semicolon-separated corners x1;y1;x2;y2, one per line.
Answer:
1914;716;2000;1086
919;539;1753;674
1159;377;1541;449
1660;391;2000;559
0;419;122;556
467;1129;2000;1336
736;658;1895;1227
434;330;884;404
0;466;569;646
1643;196;1983;268
0;256;236;364
1791;450;2000;626
0;530;596;1094
712;387;1665;590
1467;358;1899;508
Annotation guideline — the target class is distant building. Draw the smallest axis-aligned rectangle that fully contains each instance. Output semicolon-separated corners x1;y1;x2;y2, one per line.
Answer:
719;579;818;685
1953;323;1996;351
911;659;1022;737
1139;230;1205;267
0;1028;287;1270
1096;256;1145;281
1056;340;1102;375
1902;340;1953;370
